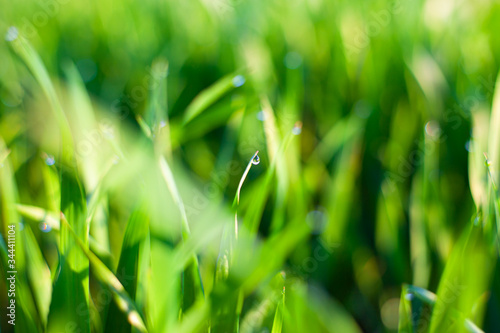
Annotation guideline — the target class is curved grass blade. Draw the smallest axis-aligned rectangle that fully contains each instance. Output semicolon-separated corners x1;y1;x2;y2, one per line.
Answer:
402;284;484;333
24;225;52;327
271;287;285;333
213;151;259;332
244;123;302;235
259;97;289;234
488;69;500;187
0;138;40;331
484;154;500;248
398;284;414;333
429;220;494;333
60;214;148;333
213;150;261;332
104;201;150;333
158;156;204;315
16;204;60;231
182;71;245;125
8;34;90;332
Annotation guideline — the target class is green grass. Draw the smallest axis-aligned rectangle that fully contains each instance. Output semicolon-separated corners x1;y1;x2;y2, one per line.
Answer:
1;0;500;332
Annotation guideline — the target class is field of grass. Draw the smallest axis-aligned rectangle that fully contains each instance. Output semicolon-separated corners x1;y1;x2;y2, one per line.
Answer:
1;0;500;332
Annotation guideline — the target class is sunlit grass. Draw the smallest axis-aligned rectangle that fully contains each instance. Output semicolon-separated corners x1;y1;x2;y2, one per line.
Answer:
1;0;500;332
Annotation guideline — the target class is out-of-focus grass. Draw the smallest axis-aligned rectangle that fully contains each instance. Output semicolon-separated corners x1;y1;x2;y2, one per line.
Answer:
1;0;500;332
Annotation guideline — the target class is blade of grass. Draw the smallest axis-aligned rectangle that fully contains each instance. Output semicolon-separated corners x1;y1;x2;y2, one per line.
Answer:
24;225;52;327
403;284;484;333
271;287;285;333
213;151;260;332
0;137;40;332
104;201;150;333
429;220;494;333
398;284;414;333
60;213;148;333
182;71;246;125
244;123;302;235
147;58;172;159
488;69;500;187
158;155;205;316
9;34;90;332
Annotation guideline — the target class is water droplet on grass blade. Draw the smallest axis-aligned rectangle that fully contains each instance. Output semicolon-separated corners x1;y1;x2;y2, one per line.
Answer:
292;121;302;135
45;155;55;166
484;152;491;167
252;154;260;165
405;293;414;301
306;209;328;234
257;110;266;121
425;121;441;138
474;216;480;226
232;75;245;87
5;27;18;42
465;140;474;152
39;222;52;233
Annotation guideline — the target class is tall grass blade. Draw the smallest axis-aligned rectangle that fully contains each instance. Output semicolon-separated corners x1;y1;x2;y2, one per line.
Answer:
9;34;90;332
60;214;148;333
0;137;39;331
271;287;285;333
105;202;150;332
183;71;245;125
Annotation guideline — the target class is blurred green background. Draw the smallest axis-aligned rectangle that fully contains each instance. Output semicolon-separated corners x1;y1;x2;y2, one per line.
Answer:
1;0;500;332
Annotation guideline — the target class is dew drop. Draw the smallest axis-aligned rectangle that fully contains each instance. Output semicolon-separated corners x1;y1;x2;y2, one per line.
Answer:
465;140;474;152
39;222;52;233
306;209;328;234
405;293;414;301
425;121;441;138
232;75;246;87
5;26;18;42
257;110;266;121
474;216;480;226
292;121;302;135
252;154;260;165
45;155;55;166
159;120;167;128
485;156;491;167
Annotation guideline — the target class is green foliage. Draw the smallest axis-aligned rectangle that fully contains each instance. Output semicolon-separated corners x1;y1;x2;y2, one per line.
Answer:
1;0;500;332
